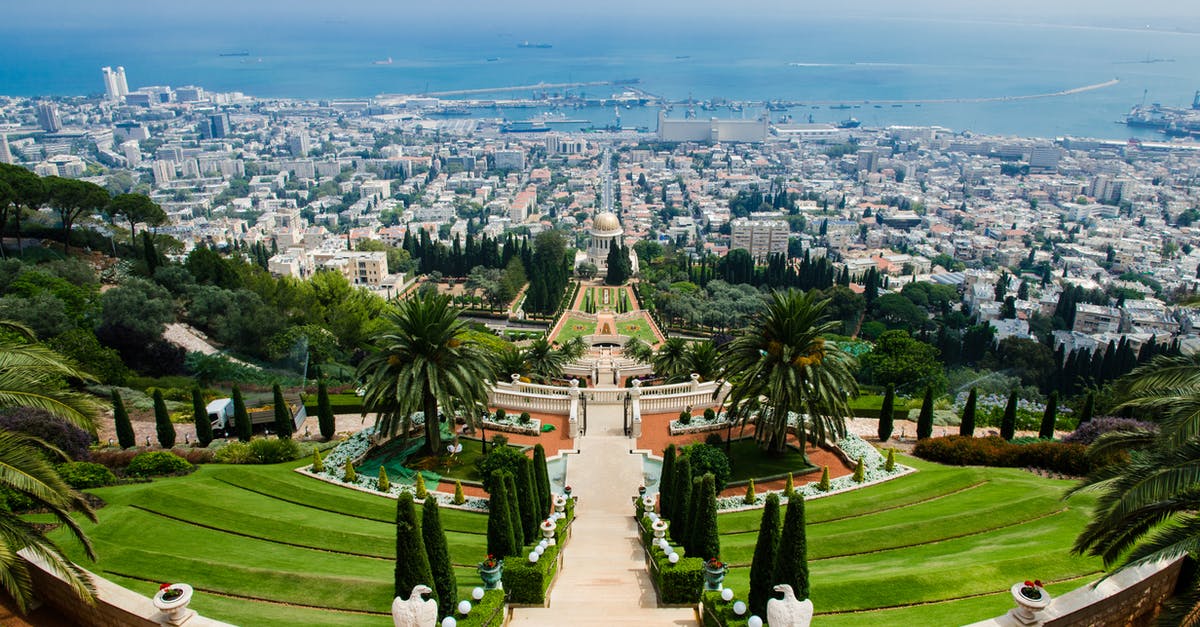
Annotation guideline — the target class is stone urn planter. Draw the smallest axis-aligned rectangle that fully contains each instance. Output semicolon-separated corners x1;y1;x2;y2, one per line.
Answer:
553;495;568;514
651;519;669;541
1008;582;1050;625
642;495;656;514
152;583;194;626
540;519;557;546
703;561;728;591
478;559;504;590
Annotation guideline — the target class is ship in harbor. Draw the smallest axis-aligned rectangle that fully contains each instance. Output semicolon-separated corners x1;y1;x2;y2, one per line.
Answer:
1125;90;1200;137
837;117;861;129
219;51;250;57
517;41;552;49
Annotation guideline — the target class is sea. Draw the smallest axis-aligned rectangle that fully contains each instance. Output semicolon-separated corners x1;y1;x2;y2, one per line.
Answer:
3;8;1200;141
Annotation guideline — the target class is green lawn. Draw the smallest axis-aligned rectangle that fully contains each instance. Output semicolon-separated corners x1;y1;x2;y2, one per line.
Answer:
616;312;659;344
723;438;816;483
553;315;596;344
716;455;1103;620
47;461;490;626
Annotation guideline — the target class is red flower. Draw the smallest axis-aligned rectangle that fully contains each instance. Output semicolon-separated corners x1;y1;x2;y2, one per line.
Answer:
1023;580;1033;588
160;583;171;591
1034;580;1043;588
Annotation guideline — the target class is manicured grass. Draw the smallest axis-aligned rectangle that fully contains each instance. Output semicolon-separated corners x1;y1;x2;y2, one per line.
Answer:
355;436;493;483
553;315;596;344
47;461;492;624
723;438;816;483
616;312;659;344
715;454;1103;617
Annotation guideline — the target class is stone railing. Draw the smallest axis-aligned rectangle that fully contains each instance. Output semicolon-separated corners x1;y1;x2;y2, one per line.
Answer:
963;557;1185;627
489;389;572;414
19;549;233;627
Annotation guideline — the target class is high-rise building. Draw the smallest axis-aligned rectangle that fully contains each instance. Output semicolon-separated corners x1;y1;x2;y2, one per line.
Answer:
208;113;231;139
288;134;311;157
101;67;119;101
730;217;789;260
115;66;129;97
36;103;62;132
0;134;12;164
120;140;141;168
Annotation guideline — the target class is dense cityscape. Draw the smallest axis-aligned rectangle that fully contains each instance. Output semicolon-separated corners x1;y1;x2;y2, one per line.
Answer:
2;20;1200;627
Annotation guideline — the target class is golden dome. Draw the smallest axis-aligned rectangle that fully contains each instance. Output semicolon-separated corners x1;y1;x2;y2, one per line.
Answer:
593;212;621;233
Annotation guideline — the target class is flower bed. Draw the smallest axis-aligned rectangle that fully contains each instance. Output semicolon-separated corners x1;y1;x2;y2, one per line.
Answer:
669;411;734;435
482;414;542;436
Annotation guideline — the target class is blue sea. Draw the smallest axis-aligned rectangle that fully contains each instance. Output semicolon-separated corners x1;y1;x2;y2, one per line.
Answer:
3;5;1200;140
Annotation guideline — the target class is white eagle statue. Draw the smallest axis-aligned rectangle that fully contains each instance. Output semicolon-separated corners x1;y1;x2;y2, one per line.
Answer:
392;584;437;627
766;584;814;627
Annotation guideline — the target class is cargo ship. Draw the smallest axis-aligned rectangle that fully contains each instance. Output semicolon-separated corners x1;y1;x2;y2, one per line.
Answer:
1125;91;1200;136
501;120;551;132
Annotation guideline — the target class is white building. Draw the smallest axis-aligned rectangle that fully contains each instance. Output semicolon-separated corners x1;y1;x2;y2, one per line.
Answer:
657;111;769;143
730;217;789;260
585;212;638;277
493;149;525;170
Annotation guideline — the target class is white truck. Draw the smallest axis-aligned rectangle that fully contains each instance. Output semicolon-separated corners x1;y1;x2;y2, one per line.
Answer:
206;397;306;437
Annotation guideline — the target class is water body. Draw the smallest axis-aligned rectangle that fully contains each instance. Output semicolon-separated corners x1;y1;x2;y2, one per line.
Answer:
3;9;1200;140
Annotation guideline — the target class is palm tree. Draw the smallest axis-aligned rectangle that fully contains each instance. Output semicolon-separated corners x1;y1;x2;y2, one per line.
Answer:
623;337;654;363
524;338;566;380
718;290;858;456
1071;354;1200;624
652;337;690;380
357;293;494;455
558;336;588;363
684;341;722;382
494;346;528;380
0;322;102;612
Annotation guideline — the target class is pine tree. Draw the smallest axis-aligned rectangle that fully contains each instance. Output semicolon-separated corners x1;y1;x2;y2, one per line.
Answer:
693;474;721;560
504;471;525;548
232;385;252;442
533;444;551;518
191;387;213;447
422;498;457;619
748;493;782;618
959;388;977;437
112;389;135;449
317;379;335;440
272;383;293;439
877;383;895;442
153;389;175;449
515;457;538;547
659;444;676;519
670;456;692;545
1078;392;1095;425
486;471;519;558
1001;390;1018;441
774;494;810;601
394;492;434;599
1039;391;1058;439
917;385;934;440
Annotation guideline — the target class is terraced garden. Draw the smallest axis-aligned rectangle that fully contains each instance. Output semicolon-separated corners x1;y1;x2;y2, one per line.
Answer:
47;462;492;627
553;315;597;344
716;454;1103;624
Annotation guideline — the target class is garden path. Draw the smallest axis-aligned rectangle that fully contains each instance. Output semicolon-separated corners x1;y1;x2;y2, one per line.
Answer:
508;402;697;625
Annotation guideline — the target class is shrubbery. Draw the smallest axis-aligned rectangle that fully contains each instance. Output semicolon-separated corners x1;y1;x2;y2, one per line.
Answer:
1063;417;1157;446
913;435;1091;475
0;408;93;460
125;451;193;477
640;516;705;604
215;439;303;464
56;461;117;489
683;443;731;492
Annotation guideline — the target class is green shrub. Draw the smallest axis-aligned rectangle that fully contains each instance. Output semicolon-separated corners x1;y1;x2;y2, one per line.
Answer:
852;458;865;483
344;462;357;482
476;445;525;493
503;542;560;604
125;451;192;477
453;480;466;505
214;441;254;464
312;448;324;472
743;479;756;505
703;408;716;422
638;525;705;606
679;410;691;425
704;432;724;447
455;589;505;627
56;461;117;489
912;435;1091;475
495;408;507;422
885;448;895;472
817;466;830;491
248;437;301;463
112;390;135;449
378;467;391;492
683;443;731;492
518;412;531;425
415;473;428;499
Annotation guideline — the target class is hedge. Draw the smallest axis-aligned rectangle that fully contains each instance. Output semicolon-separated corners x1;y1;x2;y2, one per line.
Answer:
912;435;1092;475
502;496;575;605
455;589;506;626
701;590;752;627
639;516;705;604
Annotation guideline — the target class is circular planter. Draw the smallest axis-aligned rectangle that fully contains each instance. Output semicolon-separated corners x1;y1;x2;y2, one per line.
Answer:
1009;583;1050;624
540;519;557;546
478;562;504;590
152;584;194;626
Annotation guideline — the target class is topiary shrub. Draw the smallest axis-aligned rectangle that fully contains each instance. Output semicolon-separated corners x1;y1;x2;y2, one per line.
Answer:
415;472;428;500
125;451;192;477
56;461;117;489
378;466;390;492
703;408;716;422
913;435;1091;475
784;472;795;497
885;448;896;472
519;412;531;425
743;478;756;505
476;445;525;492
453;480;466;505
312;448;324;472
704;432;724;447
247;437;301;463
344;462;357;482
679;410;691;425
682;443;731;492
852;458;865;483
0;408;93;461
495;408;507;422
817;466;831;491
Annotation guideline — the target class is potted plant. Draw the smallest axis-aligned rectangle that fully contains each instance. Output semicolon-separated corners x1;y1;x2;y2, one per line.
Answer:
1009;579;1050;624
152;582;194;625
703;557;728;591
540;518;558;545
564;485;572;497
638;485;647;496
478;555;504;590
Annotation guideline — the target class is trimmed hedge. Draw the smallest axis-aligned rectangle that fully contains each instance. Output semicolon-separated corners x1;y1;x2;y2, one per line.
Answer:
125;451;192;477
913;435;1092;475
455;589;506;626
639;516;705;604
56;462;117;489
701;590;752;627
502;496;575;604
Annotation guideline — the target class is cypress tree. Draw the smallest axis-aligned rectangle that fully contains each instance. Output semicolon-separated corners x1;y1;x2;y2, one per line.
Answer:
344;462;357;482
686;476;703;557
748;493;781;618
670;456;692;545
378;467;390;492
112;389;135;449
504;471;525;548
916;385;934;440
272;383;293;439
694;474;720;561
774;494;810;601
453;481;465;505
783;472;795;498
192;387;213;447
659;444;676;519
1078;392;1095;425
959;388;977;437
486;471;519;558
153;389;175;448
312;448;324;472
852;458;865;482
317;379;335;440
885;448;896;472
232;385;252;442
394;492;434;599
1001;390;1018;441
818;466;831;491
515;457;538;547
1040;392;1058;439
877;383;895;442
422;498;457;619
532;444;551;518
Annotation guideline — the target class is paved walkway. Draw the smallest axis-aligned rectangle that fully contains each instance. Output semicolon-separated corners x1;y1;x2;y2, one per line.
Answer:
509;403;696;625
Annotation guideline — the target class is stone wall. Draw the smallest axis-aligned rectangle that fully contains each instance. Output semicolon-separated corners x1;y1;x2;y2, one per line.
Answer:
20;549;232;627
